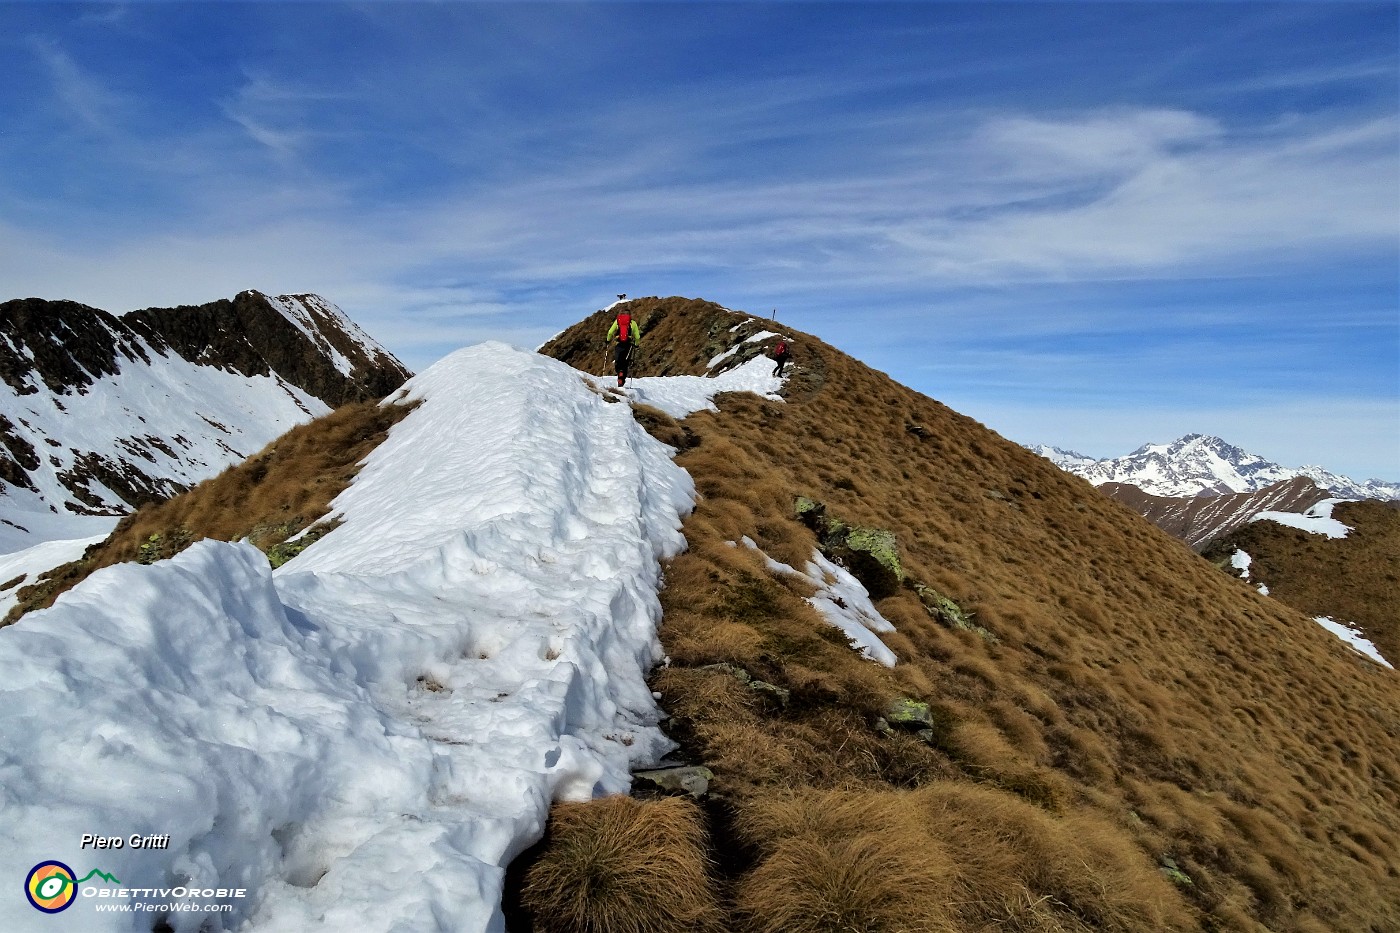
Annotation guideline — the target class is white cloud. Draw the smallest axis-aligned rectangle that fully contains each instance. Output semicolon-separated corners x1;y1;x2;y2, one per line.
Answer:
219;71;360;157
899;111;1398;282
976;109;1223;176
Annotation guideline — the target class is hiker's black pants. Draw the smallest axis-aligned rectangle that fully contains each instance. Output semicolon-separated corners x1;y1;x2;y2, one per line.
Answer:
615;341;633;376
773;352;790;376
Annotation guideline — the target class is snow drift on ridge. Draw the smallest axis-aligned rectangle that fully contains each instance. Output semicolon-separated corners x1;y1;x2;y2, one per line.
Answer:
0;342;783;933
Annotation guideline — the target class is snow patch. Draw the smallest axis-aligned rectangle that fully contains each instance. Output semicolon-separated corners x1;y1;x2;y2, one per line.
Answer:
1251;499;1352;539
0;529;113;616
599;355;786;419
739;538;898;667
706;344;741;370
744;330;781;344
1314;616;1393;669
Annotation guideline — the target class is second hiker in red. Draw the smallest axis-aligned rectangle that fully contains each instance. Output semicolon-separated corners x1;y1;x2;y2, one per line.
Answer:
772;339;791;377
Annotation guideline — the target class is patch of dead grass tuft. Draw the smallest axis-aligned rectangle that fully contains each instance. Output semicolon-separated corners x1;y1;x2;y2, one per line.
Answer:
522;795;722;933
734;789;962;933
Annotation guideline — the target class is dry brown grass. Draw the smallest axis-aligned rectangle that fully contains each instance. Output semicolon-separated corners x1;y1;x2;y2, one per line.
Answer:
1205;499;1400;666
530;298;1400;932
4;398;414;624
735;790;962;933
734;783;1188;933
521;795;722;933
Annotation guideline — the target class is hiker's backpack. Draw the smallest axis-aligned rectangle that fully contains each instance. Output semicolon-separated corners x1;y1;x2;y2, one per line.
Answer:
617;313;632;342
774;340;787;356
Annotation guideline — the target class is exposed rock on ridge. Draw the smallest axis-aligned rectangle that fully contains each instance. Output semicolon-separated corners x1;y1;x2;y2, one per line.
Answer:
125;290;409;407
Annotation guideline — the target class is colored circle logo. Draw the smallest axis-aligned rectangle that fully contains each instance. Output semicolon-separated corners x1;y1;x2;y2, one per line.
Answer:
25;861;78;913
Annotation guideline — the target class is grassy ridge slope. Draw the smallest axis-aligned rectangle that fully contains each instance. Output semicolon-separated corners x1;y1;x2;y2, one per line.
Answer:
533;298;1400;933
1204;501;1400;669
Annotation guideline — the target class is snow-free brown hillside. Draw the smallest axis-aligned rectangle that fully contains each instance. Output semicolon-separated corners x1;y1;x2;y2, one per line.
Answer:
1205;499;1400;671
1102;476;1333;550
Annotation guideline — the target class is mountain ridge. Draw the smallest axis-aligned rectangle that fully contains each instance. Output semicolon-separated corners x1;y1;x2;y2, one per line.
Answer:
1204;498;1400;667
0;290;409;550
0;296;1395;932
536;297;1400;932
1097;477;1333;550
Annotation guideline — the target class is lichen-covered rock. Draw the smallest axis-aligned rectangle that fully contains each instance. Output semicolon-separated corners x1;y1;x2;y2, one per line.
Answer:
794;495;826;530
886;697;935;729
633;765;714;799
914;584;997;643
826;523;902;598
792;496;903;598
1160;856;1193;887
883;698;958;753
914;584;968;626
844;525;901;582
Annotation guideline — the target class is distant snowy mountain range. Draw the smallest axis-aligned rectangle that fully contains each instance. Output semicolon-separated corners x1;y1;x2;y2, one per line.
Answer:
1030;434;1400;501
0;290;408;551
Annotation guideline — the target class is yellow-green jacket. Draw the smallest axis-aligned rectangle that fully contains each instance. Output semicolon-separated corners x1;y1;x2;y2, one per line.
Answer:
606;319;641;345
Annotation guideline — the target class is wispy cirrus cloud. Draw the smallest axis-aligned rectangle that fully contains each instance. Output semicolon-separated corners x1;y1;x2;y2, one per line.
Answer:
6;99;1392;334
25;35;125;134
2;3;1394;477
883;111;1397;283
220;70;363;158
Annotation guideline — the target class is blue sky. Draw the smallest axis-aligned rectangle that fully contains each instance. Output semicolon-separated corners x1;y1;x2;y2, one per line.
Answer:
2;2;1396;479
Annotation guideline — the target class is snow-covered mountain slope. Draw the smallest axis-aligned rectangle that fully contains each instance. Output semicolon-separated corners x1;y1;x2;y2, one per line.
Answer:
1099;476;1333;550
1027;443;1098;469
0;343;788;933
1032;433;1400;500
124;291;408;406
0;292;408;552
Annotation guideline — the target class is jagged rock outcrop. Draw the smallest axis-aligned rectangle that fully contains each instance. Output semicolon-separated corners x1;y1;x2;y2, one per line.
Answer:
125;291;408;406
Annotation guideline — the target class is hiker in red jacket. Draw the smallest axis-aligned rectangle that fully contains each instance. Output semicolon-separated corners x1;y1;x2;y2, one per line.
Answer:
606;310;642;386
771;338;792;377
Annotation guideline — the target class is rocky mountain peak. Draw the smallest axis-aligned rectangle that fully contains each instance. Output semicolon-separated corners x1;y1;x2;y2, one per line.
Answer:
124;289;409;407
1039;433;1398;501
